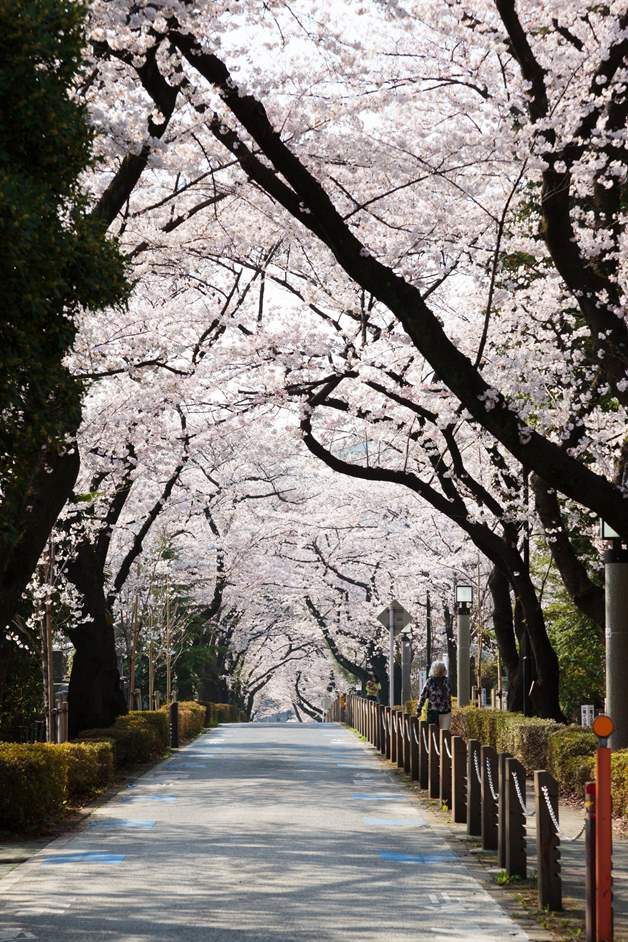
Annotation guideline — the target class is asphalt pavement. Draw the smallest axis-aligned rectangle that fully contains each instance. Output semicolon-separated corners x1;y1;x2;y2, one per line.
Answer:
0;723;531;942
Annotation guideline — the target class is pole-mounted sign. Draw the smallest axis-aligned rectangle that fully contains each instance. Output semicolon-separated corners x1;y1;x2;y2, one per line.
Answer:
378;600;411;709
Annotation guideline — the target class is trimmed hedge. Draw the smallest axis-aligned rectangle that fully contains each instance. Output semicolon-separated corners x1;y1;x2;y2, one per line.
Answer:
205;702;244;725
160;700;206;741
59;740;114;802
79;710;168;766
451;706;562;770
0;742;67;833
449;706;627;820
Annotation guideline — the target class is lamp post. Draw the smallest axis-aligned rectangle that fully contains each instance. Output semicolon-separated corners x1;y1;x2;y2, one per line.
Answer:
456;583;473;707
599;520;628;749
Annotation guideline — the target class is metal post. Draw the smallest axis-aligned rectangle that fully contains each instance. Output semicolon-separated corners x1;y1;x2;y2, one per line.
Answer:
389;606;395;709
505;757;526;878
451;736;467;823
426;590;432;669
467;738;482;836
535;770;562;912
585;781;596;942
497;751;512;867
401;638;412;706
428;723;440;799
457;606;471;707
384;708;391;760
605;544;628;748
595;744;613;941
481;744;498;851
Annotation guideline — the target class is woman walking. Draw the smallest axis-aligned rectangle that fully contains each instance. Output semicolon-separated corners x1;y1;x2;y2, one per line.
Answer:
416;660;452;730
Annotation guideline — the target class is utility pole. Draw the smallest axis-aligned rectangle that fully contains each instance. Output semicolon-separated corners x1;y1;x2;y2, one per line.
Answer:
426;590;432;669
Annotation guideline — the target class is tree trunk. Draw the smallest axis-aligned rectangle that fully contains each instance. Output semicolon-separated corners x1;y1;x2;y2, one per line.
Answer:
66;541;126;737
488;566;522;711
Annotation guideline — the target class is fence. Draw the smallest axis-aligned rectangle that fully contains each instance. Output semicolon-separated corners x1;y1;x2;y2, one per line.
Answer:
329;695;572;916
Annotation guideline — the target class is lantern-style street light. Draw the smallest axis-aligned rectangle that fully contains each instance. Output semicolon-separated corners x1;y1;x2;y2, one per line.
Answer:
455;584;473;707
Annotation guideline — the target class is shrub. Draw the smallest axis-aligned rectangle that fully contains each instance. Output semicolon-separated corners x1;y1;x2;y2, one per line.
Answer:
451;706;561;770
207;702;240;725
547;727;597;797
58;741;114;802
160;701;206;741
0;742;67;833
79;710;168;766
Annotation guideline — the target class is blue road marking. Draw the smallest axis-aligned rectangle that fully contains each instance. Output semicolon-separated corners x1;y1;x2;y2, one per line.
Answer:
90;819;156;829
123;795;177;803
378;851;457;863
337;763;372;768
351;794;406;801
363;817;420;826
168;763;209;769
44;852;126;864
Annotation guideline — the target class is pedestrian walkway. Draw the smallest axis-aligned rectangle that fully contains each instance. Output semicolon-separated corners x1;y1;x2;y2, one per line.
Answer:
0;724;533;941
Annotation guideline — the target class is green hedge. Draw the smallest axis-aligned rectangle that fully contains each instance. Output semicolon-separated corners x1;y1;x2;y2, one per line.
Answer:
449;707;627;820
450;706;562;770
159;700;206;741
204;702;243;725
0;742;67;833
58;741;114;802
79;710;168;766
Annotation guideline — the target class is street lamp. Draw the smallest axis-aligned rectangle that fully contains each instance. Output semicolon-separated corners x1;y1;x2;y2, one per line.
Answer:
599;519;628;749
456;584;473;707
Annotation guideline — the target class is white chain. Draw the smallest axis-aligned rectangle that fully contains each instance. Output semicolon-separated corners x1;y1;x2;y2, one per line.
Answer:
511;770;534;817
485;756;498;802
432;730;441;757
541;784;560;837
444;737;453;760
473;749;482;785
413;725;420;746
406;720;412;743
421;727;430;753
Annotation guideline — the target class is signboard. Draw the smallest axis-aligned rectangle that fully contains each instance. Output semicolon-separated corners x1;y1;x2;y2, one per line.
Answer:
581;704;595;729
377;599;412;635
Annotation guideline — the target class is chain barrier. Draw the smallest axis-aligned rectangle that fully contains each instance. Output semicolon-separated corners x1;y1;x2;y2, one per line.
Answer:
541;784;561;837
444;737;453;761
413;724;420;746
485;756;498;803
512;770;535;818
473;749;482;785
405;720;412;743
431;730;441;757
421;727;430;753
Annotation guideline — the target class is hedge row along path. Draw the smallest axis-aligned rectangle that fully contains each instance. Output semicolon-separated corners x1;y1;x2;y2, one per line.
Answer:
0;722;537;942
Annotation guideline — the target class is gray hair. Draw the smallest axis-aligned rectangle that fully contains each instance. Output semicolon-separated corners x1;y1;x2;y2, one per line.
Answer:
430;660;447;678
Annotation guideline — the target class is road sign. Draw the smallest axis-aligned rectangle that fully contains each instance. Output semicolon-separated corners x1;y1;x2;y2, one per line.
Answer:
377;599;412;635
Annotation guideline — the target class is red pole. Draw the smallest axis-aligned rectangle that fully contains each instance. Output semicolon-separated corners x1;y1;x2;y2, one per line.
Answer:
595;746;613;942
585;781;596;942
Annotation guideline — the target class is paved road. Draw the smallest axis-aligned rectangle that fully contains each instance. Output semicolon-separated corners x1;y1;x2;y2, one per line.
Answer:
0;723;530;942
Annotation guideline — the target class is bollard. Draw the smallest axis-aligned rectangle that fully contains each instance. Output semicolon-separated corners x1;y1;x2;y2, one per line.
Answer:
497;751;512;867
481;744;498;851
418;718;429;789
535;770;562;911
505;757;527;878
585;781;596;942
467;738;482;835
404;715;412;775
397;711;405;770
410;716;420;782
593;716;613;942
428;723;440;799
169;699;180;749
385;708;392;760
451;736;467;823
390;710;398;764
379;706;386;756
439;729;452;810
